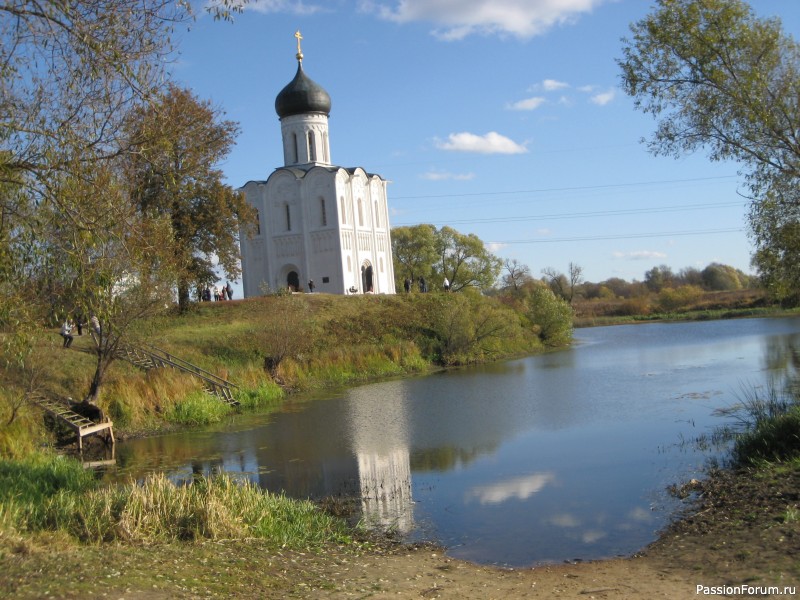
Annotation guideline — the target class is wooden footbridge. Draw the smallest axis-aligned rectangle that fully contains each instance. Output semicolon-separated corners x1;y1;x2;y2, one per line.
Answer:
29;393;114;452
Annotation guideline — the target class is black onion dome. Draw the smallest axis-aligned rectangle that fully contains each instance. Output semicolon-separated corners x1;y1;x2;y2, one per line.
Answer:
275;63;331;118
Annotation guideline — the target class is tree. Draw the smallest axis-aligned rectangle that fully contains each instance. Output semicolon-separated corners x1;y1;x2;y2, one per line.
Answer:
248;296;314;381
527;284;573;346
124;85;256;312
644;265;674;292
391;224;437;290
501;259;533;292
434;226;502;292
391;224;501;293
541;262;583;304
39;154;179;406
701;262;745;291
618;0;800;300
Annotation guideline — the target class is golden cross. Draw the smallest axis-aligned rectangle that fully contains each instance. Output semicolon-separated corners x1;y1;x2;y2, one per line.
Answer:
294;30;303;61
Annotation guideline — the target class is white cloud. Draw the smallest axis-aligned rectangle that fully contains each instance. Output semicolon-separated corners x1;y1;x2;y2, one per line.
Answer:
590;88;615;105
508;96;546;111
542;78;569;91
363;0;609;40
612;250;668;260
241;0;325;15
466;473;555;505
549;513;580;528
581;529;607;544
486;242;508;253
535;228;552;236
420;170;476;181
435;131;528;154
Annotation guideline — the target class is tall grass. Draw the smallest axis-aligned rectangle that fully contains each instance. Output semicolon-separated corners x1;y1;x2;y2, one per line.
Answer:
164;391;233;426
717;382;800;466
0;454;351;548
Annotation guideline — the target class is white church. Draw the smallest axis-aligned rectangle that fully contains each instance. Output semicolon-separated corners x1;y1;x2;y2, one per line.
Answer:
239;33;396;297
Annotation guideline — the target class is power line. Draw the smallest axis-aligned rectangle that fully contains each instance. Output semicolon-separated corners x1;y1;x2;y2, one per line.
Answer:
392;175;740;200
489;228;744;244
393;200;746;226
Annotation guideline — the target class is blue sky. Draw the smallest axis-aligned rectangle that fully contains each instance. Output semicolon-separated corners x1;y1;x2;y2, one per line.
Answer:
172;0;800;287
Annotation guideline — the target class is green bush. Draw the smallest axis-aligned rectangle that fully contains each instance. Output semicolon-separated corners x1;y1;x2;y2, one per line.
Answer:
527;285;573;346
657;285;704;312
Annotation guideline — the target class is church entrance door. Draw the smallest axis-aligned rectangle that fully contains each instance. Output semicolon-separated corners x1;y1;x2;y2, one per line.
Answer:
287;271;300;292
361;263;374;293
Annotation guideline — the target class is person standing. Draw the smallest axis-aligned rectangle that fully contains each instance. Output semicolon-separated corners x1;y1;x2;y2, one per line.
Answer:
60;320;74;348
226;281;233;299
308;280;315;293
419;276;427;293
443;277;450;292
404;278;411;293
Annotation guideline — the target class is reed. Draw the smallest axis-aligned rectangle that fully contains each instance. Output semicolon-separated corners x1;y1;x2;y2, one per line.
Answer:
164;391;233;426
718;381;800;466
1;457;350;548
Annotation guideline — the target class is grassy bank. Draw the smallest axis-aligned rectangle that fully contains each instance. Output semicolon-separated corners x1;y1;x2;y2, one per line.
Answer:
0;453;353;554
2;291;565;445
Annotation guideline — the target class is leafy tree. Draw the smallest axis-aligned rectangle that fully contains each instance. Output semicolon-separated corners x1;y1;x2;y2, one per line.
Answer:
38;154;179;407
427;293;513;364
644;265;674;292
124;85;256;312
391;224;437;290
391;224;501;293
618;0;800;300
701;262;746;291
526;284;573;346
434;226;501;292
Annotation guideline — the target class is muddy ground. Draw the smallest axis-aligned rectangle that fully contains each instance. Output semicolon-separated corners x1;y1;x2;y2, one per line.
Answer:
2;465;799;599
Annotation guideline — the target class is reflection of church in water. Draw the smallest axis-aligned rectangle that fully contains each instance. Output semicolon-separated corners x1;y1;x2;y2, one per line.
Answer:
238;387;415;533
238;32;396;296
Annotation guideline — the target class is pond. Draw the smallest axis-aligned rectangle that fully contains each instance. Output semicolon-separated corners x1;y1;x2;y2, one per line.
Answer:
108;316;800;567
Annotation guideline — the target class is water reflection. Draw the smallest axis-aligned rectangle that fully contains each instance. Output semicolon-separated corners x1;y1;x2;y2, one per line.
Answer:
109;317;800;567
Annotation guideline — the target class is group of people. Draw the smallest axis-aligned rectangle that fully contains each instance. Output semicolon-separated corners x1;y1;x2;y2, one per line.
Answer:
60;314;101;348
200;282;234;302
403;276;450;293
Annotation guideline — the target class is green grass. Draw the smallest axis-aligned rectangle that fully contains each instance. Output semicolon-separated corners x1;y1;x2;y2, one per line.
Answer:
164;390;234;426
0;453;351;548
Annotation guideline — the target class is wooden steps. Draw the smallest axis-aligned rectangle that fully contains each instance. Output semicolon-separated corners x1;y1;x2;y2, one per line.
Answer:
114;342;239;406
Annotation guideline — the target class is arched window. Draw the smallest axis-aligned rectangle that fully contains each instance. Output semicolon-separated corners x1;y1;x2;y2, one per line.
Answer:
374;201;380;228
357;198;364;227
308;131;316;162
347;256;352;272
323;132;329;162
340;197;346;224
285;203;291;231
320;197;327;227
291;133;298;163
254;209;261;235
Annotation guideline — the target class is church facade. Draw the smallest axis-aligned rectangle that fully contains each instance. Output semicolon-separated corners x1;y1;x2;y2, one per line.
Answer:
239;35;396;297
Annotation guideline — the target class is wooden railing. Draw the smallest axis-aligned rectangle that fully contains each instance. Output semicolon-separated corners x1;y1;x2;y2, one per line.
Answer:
116;344;239;406
114;342;239;406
